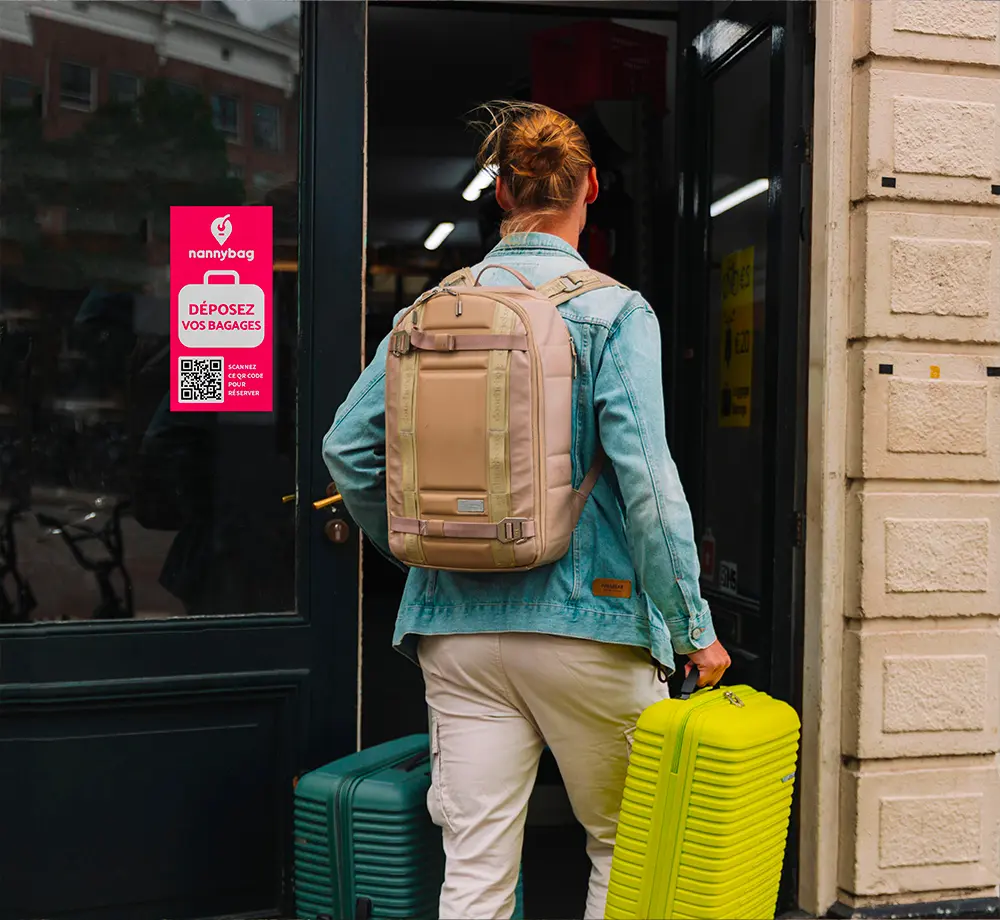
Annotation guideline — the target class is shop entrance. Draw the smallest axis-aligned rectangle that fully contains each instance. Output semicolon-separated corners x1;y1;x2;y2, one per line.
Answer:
0;1;811;917
363;0;813;914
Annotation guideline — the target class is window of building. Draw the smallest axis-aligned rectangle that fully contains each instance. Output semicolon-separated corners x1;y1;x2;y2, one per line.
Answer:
167;80;199;100
1;77;38;112
0;11;302;626
212;93;240;141
59;62;94;110
253;103;281;151
109;72;141;105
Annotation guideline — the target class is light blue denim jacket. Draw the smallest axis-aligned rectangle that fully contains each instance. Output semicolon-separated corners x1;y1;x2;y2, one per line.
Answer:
323;232;716;674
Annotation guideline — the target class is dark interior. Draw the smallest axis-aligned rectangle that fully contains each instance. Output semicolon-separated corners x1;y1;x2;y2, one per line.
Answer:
363;5;682;915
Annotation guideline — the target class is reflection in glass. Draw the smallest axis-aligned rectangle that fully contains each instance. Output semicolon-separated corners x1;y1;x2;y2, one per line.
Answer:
700;35;771;605
0;0;301;624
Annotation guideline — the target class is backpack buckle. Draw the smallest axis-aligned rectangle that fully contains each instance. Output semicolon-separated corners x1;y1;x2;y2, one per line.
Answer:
559;276;585;293
497;518;527;543
390;331;411;356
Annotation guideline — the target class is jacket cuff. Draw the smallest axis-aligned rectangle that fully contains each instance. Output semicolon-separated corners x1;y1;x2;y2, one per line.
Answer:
669;612;717;656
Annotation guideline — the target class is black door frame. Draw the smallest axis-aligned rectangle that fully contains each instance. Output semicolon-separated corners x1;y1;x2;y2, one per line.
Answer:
0;5;366;918
672;0;813;909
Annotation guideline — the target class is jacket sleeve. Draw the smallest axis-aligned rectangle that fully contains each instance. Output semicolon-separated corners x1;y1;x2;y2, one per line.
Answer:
321;330;406;571
593;297;717;656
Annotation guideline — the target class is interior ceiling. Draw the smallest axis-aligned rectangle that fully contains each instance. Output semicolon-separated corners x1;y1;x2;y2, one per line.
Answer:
366;4;676;254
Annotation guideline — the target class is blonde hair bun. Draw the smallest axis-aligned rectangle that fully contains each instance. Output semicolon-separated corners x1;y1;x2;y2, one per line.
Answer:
471;100;593;235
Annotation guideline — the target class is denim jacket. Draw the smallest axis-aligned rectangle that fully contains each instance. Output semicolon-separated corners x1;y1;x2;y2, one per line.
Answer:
322;232;716;674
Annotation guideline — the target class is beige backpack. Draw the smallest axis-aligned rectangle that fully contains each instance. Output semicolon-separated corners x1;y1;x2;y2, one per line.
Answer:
384;263;626;572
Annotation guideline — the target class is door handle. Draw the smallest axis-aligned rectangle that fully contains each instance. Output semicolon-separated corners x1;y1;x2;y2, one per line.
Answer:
282;484;350;542
281;483;344;510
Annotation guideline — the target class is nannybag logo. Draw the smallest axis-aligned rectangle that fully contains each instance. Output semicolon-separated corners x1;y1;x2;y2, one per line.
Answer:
188;212;255;261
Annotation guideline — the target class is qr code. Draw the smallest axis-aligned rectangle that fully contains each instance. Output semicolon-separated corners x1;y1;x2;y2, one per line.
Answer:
178;356;224;403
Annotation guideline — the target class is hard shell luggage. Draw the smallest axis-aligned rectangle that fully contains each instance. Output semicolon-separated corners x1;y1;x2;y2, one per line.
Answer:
294;734;524;920
606;670;800;920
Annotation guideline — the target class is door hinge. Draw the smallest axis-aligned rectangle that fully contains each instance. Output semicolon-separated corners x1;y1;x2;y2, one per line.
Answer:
801;128;812;165
792;511;806;548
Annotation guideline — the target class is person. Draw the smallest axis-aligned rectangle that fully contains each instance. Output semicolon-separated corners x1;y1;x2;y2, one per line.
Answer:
323;100;730;920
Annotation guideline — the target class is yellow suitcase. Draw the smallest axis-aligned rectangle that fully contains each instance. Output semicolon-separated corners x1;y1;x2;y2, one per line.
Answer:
606;669;801;920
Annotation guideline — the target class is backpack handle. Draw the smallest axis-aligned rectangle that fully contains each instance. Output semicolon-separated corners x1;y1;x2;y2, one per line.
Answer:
473;264;536;289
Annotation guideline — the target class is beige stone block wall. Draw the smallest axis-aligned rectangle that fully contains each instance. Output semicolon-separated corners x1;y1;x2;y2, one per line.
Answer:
843;620;1000;758
840;755;1000;896
849;209;1000;343
857;0;1000;66
804;0;1000;913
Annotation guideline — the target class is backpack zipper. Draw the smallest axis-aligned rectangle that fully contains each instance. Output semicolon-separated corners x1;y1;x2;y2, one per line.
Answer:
569;335;577;378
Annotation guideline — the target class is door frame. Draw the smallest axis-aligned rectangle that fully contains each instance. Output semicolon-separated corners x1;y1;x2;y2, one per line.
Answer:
671;0;813;909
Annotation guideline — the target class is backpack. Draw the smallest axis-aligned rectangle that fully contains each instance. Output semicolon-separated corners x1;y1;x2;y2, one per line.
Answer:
384;263;627;572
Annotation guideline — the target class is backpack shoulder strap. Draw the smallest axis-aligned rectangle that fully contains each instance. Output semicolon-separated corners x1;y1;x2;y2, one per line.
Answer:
537;269;629;306
440;267;475;287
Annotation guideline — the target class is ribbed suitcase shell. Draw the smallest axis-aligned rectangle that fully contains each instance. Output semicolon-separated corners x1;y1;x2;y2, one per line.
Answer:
294;734;524;920
606;686;800;920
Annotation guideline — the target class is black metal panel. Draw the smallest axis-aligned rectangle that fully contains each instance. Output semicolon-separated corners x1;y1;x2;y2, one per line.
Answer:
0;673;305;920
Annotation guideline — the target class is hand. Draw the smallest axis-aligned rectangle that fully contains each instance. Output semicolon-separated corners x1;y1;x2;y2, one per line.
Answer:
686;640;731;688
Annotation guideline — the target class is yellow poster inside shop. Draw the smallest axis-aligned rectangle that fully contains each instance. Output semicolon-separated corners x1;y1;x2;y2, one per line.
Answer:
718;246;754;428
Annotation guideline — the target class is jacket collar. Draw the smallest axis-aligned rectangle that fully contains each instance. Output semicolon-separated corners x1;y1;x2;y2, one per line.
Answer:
486;232;586;263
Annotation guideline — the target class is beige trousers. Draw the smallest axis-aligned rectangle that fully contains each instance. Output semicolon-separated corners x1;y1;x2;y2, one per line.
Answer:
417;632;670;920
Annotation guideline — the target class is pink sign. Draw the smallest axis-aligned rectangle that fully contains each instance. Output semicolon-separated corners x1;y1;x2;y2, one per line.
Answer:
169;206;273;412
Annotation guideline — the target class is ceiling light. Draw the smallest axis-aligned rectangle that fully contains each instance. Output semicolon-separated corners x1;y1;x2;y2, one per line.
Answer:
710;178;769;218
462;166;495;202
423;222;455;251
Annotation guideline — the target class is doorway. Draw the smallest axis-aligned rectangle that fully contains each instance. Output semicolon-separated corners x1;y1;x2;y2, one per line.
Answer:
362;0;812;916
0;1;812;917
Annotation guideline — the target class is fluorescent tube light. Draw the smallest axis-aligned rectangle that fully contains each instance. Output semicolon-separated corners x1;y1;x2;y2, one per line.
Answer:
710;178;769;218
462;166;495;202
424;222;455;251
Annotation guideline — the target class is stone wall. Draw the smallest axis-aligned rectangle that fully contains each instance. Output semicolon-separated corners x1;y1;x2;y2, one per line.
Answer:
838;0;1000;910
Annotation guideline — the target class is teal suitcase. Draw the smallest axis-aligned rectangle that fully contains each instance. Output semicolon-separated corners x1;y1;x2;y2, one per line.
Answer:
294;734;524;920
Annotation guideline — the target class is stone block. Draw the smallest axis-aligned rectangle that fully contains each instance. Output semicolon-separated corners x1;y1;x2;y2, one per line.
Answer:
839;756;999;895
843;623;1000;758
850;208;1000;343
857;0;1000;66
849;488;1000;619
848;350;1000;481
852;67;1000;204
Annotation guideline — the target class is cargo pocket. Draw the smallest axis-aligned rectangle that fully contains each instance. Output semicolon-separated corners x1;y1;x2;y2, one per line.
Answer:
624;725;636;765
427;710;455;833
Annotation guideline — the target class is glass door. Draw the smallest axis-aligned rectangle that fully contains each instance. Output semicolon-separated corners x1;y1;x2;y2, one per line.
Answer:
0;3;366;918
673;1;812;909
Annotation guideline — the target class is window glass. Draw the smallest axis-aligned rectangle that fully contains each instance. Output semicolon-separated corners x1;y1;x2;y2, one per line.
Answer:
700;36;771;605
253;103;280;151
168;80;199;100
212;93;241;141
2;77;38;112
59;62;93;110
109;72;141;106
0;1;301;624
